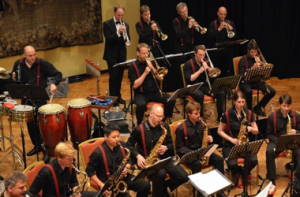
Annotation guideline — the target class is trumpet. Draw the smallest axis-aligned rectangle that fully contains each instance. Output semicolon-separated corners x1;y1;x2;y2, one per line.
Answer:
151;20;168;41
187;16;207;34
223;19;235;38
121;20;131;46
203;46;221;78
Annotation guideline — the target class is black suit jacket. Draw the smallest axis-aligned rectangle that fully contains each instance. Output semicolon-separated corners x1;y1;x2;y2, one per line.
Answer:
103;18;130;64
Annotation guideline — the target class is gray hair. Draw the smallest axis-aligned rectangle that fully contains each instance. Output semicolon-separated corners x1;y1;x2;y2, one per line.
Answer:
5;171;27;190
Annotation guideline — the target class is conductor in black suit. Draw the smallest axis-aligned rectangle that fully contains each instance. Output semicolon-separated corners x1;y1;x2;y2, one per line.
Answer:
103;5;130;105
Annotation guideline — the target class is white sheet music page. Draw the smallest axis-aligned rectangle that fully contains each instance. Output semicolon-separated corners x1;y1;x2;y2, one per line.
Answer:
188;170;231;196
256;181;272;197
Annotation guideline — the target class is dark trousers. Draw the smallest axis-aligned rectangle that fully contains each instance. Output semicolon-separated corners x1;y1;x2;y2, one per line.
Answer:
22;99;47;147
151;161;188;197
223;144;258;176
134;91;176;125
188;153;224;174
191;85;225;119
107;60;125;99
81;191;98;197
239;81;276;110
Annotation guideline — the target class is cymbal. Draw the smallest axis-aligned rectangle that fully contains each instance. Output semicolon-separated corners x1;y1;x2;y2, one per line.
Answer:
0;67;10;79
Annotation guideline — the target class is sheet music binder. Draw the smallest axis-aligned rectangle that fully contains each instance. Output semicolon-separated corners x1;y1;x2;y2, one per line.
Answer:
188;169;233;197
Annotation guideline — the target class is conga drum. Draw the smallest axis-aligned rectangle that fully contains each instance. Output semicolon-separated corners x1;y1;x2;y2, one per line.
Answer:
38;104;66;157
10;105;34;122
67;98;92;149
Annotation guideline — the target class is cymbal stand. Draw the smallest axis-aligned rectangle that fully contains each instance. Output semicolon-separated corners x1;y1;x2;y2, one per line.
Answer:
0;115;25;169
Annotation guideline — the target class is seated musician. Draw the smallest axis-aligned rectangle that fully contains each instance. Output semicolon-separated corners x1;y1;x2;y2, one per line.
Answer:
128;43;175;125
85;124;150;197
217;91;258;188
265;94;300;196
2;171;33;197
183;45;225;121
175;101;224;197
238;41;276;116
29;142;96;197
126;104;188;197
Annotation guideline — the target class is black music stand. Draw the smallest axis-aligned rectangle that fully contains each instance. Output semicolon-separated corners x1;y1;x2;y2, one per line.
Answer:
132;157;172;182
244;66;273;119
167;83;203;118
275;134;300;197
216;39;249;48
226;140;263;197
6;84;50;169
210;75;241;110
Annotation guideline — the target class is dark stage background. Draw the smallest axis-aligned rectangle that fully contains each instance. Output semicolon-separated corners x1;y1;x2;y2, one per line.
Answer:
140;0;300;83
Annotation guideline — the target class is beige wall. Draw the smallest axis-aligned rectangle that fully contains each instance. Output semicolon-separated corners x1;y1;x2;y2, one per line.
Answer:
0;0;140;77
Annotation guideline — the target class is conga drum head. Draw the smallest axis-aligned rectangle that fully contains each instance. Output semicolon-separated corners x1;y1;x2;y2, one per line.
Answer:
38;104;65;115
11;105;34;122
67;98;91;108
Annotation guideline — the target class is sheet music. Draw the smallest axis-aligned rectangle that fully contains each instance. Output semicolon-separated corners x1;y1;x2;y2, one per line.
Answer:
204;144;218;157
256;181;272;197
188;170;232;196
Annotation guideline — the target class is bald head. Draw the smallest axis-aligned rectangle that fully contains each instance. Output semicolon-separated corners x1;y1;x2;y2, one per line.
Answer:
150;104;164;114
217;6;227;21
23;45;36;66
149;104;164;126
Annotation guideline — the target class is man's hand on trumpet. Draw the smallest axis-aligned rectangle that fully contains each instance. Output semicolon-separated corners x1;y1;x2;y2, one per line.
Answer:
151;21;158;31
188;17;196;28
118;24;127;34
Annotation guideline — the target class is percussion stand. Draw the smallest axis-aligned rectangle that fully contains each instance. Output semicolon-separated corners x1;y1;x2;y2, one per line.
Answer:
0;115;25;169
0;112;9;152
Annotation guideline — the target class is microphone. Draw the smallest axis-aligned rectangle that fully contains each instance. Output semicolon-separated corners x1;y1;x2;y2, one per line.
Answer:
152;39;160;44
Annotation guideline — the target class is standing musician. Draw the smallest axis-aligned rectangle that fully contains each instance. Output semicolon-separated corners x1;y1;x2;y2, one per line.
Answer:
126;104;188;197
175;101;224;197
208;6;237;77
103;5;129;106
29;142;97;197
11;45;62;163
217;91;258;188
238;41;276;116
136;5;166;58
265;94;300;196
85;124;150;197
2;171;33;197
172;2;202;89
184;45;225;121
128;43;175;125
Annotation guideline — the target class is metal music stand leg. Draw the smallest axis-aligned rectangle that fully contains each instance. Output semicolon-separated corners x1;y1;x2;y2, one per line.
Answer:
0;114;9;152
20;121;27;168
0;117;24;169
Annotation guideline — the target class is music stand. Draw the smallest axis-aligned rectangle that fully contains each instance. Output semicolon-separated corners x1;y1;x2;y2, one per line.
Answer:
132;157;172;182
188;169;233;197
210;75;241;110
216;39;249;48
5;84;50;169
244;66;274;119
226;140;263;197
167;83;203;118
275;134;300;196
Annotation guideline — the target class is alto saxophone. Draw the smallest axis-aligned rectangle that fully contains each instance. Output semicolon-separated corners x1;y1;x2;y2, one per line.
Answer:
200;119;210;167
144;123;168;168
286;113;292;158
237;109;249;145
107;144;131;197
70;164;88;197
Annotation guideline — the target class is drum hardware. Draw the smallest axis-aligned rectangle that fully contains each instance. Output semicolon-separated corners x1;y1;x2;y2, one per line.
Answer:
0;67;10;79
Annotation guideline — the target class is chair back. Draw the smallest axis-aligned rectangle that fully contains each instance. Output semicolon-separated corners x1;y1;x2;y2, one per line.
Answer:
169;119;185;155
23;161;45;195
233;56;242;76
180;64;187;87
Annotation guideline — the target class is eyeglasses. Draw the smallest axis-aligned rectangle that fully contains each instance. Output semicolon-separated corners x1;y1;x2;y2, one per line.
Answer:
153;113;164;119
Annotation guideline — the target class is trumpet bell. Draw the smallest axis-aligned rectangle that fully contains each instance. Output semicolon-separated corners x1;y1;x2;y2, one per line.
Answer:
209;68;221;78
200;27;207;34
161;33;168;41
156;67;168;78
228;31;235;38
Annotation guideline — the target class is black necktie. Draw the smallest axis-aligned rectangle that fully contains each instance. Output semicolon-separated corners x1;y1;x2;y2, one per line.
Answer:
115;21;121;25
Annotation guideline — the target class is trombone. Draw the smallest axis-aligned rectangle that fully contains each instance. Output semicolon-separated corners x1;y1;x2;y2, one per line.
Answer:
224;19;235;38
250;39;273;67
201;58;212;93
187;16;207;34
203;46;221;78
121;20;131;46
151;20;168;41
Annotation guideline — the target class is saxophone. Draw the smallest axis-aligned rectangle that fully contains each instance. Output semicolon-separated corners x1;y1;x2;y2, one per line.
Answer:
107;143;131;197
70;164;88;197
144;123;168;168
286;113;292;158
237;108;249;145
200;119;210;167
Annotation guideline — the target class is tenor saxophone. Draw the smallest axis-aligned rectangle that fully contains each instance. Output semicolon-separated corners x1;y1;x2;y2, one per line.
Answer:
237;109;249;145
70;164;88;197
286;113;292;158
144;123;168;168
200;119;210;167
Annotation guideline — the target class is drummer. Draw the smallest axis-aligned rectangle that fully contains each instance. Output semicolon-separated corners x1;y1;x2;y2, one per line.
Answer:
11;45;62;163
